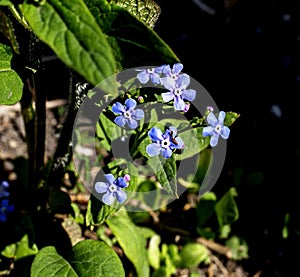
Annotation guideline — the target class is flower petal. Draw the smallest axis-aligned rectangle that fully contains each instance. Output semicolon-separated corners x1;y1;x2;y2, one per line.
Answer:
104;174;115;185
182;89;196;101
168;126;177;137
112;102;125;114
146;143;161;157
173;63;183;74
114;116;126;127
137;71;149;83
171;136;184;149
115;189;127;203
206;112;218;127
161;147;173;158
148;127;163;142
115;177;127;188
132;109;144;120
203;126;214;137
0;214;6;222
6;204;14;212
125;98;137;110
102;192;115;205
218;111;226;123
220;126;230;139
210;134;219;147
174;96;185;111
155;65;166;74
95;182;108;193
1;181;9;188
162;64;171;75
127;118;138;129
160;76;176;91
161;92;174;103
176;73;190;89
150;74;161;84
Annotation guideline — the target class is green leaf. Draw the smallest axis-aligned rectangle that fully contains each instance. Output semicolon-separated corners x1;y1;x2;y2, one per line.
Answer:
0;0;13;6
107;210;150;277
214;187;239;228
174;127;210;161
70;240;125;276
21;0;117;89
224;111;240;126
196;191;217;228
225;235;249;260
0;42;23;105
148;234;161;269
31;240;125;277
1;234;38;261
85;0;179;69
179;243;210;268
31;246;78;277
108;0;161;28
148;154;178;199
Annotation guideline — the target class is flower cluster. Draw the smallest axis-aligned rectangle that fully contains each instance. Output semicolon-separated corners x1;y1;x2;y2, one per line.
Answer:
0;181;14;222
95;174;129;206
136;63;196;111
97;64;232;206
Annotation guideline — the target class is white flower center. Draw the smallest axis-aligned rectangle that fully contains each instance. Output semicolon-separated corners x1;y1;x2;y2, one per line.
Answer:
161;139;171;149
215;124;222;133
108;184;117;192
147;68;154;74
123;111;131;118
174;88;182;96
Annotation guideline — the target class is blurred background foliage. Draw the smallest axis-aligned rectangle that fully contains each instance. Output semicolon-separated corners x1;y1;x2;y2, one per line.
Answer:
153;0;300;275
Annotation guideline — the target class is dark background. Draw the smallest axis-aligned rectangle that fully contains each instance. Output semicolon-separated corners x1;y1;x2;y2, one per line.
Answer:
155;0;300;276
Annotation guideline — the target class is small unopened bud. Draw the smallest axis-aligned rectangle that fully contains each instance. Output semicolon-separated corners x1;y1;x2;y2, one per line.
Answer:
183;102;190;113
207;106;214;112
124;174;130;183
138;96;144;103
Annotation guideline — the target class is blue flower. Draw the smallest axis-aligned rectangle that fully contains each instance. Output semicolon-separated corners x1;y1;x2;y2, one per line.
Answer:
136;65;165;84
203;111;230;147
0;199;14;222
0;181;10;198
112;99;144;129
162;63;183;80
160;73;196;111
146;126;184;158
95;174;128;205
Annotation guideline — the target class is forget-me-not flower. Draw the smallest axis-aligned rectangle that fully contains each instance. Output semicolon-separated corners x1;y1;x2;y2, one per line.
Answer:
112;99;144;129
95;174;129;206
203;111;230;147
162;63;183;80
136;65;165;84
0;181;10;198
160;73;196;111
0;199;14;222
146;126;184;158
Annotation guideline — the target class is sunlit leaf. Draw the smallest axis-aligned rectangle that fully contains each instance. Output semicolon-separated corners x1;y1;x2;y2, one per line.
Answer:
0;42;23;105
85;0;179;69
107;210;150;277
21;0;117;89
109;0;161;28
30;240;125;277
